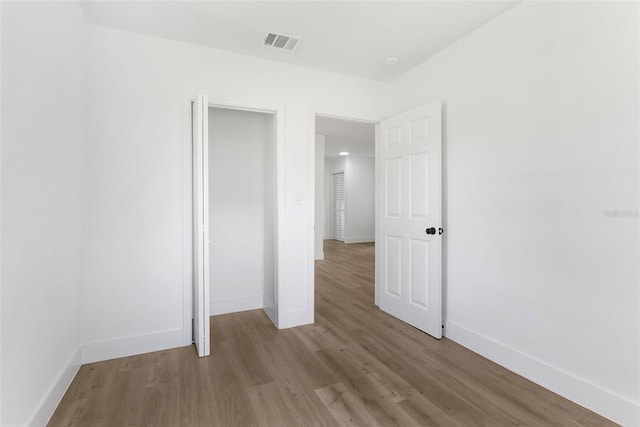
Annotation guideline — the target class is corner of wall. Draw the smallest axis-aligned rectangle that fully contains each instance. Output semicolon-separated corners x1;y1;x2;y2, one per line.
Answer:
27;347;81;427
445;321;640;426
278;308;314;330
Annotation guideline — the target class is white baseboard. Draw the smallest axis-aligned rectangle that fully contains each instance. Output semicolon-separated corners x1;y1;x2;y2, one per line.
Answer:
345;236;375;244
28;347;81;427
315;251;325;260
81;328;185;364
445;321;640;426
210;295;263;315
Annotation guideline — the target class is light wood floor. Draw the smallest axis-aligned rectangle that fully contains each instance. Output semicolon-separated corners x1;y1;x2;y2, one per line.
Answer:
50;240;615;426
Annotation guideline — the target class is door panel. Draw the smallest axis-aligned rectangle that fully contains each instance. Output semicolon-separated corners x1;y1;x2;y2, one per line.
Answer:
409;238;429;308
410;152;429;219
386;158;402;217
386;235;402;297
386;126;402;148
192;94;210;357
377;102;442;339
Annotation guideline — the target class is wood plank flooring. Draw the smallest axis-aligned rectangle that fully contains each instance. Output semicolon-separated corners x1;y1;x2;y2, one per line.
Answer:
49;240;616;426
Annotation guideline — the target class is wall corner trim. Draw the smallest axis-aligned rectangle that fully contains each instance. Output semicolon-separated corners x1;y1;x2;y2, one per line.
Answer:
445;321;640;426
28;347;81;427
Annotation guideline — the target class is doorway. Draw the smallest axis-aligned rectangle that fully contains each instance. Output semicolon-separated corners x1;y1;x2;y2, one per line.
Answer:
314;114;376;254
208;107;278;319
311;102;443;339
313;114;377;308
189;96;283;357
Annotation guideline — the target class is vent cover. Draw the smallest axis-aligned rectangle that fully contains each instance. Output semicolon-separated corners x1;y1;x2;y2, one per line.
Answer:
263;32;300;52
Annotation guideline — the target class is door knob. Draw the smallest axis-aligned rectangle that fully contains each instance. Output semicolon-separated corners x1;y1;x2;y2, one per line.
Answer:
426;227;436;235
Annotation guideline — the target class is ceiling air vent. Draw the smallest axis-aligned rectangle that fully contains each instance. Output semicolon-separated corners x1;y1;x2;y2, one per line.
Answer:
263;32;300;52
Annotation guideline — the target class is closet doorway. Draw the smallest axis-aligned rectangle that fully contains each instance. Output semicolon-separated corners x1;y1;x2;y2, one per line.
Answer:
208;107;278;316
191;97;282;357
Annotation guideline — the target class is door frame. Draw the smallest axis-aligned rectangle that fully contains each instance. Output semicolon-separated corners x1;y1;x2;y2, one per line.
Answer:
183;95;286;346
308;107;382;323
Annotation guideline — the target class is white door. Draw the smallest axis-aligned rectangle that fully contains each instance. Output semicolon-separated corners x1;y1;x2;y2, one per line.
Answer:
331;171;345;241
192;94;210;357
376;102;442;338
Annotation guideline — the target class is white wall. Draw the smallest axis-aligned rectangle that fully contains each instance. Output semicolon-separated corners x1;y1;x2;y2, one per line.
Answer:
0;2;87;425
208;107;272;315
345;156;375;243
389;2;639;425
314;134;325;259
80;21;386;361
323;158;333;240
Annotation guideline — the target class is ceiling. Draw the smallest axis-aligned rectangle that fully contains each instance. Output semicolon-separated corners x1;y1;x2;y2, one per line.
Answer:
317;116;375;158
80;1;519;82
